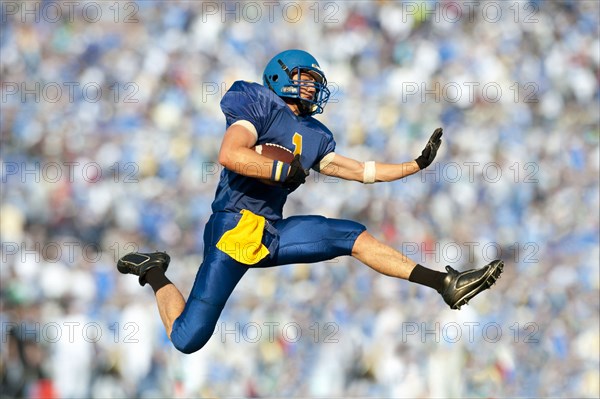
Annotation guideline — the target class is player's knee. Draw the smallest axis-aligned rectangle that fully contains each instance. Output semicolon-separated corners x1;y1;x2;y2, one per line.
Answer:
170;306;220;354
351;230;372;257
172;339;208;355
171;322;215;354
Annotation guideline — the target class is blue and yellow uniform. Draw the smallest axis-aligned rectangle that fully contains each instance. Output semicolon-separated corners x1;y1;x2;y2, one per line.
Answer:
170;81;366;353
119;50;503;354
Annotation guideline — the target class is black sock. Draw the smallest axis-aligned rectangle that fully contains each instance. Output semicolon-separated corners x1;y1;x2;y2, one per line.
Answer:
145;267;172;294
408;264;446;292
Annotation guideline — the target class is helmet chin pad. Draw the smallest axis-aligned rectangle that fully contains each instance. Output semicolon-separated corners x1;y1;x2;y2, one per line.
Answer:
299;99;318;116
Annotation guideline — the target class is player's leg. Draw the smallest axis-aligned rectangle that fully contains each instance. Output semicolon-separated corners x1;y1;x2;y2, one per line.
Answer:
166;212;252;353
118;250;247;353
351;230;504;309
117;213;250;353
270;217;503;310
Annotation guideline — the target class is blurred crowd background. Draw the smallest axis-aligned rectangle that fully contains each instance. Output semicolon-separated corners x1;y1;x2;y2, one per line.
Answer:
1;1;599;398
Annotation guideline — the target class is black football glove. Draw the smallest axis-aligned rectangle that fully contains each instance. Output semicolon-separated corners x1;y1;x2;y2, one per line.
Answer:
415;127;443;170
283;154;309;189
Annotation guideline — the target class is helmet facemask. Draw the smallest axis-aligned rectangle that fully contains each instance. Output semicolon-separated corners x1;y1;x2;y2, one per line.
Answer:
286;67;330;116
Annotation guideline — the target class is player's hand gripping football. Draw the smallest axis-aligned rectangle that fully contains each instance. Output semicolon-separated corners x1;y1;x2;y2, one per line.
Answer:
283;154;309;189
415;127;443;170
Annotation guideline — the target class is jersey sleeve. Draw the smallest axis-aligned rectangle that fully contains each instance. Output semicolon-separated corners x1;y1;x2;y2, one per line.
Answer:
312;131;337;172
220;81;269;137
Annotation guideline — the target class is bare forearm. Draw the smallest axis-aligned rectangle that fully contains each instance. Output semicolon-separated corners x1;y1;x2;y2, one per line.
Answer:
373;160;421;182
219;147;275;180
320;154;421;183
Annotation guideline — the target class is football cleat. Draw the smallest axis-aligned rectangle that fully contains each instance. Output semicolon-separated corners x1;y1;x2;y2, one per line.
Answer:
438;259;504;310
117;252;170;286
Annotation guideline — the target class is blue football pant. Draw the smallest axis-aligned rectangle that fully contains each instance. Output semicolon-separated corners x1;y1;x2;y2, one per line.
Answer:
170;211;366;354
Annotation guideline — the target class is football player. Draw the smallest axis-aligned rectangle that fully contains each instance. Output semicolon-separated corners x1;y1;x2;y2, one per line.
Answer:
117;49;504;354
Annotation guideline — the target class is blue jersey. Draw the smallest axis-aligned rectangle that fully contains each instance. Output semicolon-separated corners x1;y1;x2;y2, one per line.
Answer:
212;81;336;221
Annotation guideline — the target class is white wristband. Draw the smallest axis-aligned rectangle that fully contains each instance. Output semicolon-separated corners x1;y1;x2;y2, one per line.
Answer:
363;161;376;184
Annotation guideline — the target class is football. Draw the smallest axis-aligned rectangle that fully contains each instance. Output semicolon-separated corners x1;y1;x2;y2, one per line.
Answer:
254;143;294;164
253;143;294;186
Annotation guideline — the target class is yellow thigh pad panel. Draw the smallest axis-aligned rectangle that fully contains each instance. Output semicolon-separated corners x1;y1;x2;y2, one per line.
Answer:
216;210;270;265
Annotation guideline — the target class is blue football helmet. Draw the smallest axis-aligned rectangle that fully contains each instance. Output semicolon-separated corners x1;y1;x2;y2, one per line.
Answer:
263;49;330;116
